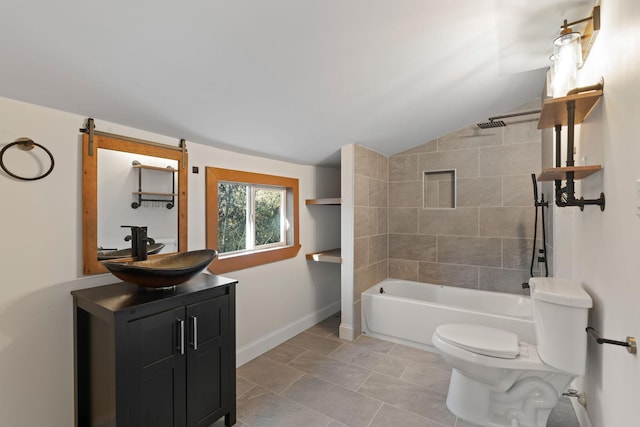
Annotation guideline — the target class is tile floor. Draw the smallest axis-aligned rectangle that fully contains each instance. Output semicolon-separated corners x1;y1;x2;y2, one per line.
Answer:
212;313;580;427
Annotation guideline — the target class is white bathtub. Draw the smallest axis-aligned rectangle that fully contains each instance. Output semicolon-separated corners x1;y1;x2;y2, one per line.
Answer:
361;278;535;352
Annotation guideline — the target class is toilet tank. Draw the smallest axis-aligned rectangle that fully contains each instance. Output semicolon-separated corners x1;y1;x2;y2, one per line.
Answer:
529;277;593;375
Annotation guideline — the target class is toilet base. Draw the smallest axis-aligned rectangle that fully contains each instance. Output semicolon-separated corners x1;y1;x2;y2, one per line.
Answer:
446;369;567;427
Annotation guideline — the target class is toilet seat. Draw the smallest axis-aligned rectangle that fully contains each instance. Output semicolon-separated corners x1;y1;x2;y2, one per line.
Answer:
434;324;519;359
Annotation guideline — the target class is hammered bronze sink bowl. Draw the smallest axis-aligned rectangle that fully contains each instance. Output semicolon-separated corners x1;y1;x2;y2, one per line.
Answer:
101;249;218;288
97;243;166;260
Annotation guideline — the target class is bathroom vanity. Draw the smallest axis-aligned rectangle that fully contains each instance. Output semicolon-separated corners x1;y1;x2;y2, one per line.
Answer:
72;273;237;427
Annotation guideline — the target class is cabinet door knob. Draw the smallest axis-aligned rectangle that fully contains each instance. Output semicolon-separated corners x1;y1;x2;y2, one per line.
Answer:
191;316;198;350
177;319;185;355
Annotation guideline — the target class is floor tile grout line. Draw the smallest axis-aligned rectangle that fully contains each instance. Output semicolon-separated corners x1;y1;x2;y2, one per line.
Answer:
272;379;347;426
277;373;387;427
364;401;385;427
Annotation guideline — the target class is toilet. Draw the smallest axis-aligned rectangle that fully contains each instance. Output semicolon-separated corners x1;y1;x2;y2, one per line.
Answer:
432;277;592;427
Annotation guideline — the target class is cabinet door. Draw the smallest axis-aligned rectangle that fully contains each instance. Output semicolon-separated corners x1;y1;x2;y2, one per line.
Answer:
127;307;187;427
186;295;229;427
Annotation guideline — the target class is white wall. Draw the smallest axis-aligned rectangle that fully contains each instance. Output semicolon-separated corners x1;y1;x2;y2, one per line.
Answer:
0;96;341;426
555;1;640;426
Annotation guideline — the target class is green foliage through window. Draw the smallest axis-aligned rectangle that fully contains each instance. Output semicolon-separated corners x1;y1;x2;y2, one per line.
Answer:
218;182;285;254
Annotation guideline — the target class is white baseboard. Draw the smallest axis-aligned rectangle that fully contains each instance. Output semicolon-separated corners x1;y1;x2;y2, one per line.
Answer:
236;300;341;367
339;323;355;341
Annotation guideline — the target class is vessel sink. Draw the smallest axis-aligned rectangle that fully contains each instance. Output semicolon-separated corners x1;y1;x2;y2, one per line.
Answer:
97;243;166;260
102;249;218;288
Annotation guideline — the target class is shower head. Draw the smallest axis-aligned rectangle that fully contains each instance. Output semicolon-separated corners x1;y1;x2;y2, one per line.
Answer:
477;120;507;129
476;109;542;129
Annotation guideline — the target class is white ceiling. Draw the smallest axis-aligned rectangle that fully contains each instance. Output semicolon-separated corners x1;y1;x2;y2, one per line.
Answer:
0;0;593;166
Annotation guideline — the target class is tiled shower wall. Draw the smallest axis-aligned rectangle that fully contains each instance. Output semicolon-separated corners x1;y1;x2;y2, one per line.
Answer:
386;101;543;294
353;145;388;304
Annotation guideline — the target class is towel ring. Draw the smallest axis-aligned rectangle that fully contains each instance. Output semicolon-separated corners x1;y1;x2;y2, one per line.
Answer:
0;139;55;181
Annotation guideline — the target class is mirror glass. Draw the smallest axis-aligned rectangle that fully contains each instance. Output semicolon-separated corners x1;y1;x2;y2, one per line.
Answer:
97;149;178;257
83;133;188;275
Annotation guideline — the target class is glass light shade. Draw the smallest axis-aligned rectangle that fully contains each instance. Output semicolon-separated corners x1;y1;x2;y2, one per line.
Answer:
552;32;583;98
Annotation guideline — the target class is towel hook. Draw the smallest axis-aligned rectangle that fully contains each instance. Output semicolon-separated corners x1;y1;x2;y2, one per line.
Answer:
586;327;637;354
0;138;55;181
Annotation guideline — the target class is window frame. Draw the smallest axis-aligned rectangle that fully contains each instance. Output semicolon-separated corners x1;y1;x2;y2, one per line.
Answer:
206;167;300;273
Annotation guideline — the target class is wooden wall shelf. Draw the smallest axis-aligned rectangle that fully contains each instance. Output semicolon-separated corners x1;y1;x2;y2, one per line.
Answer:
538;90;603;129
538;165;602;182
305;198;342;205
132;163;178;173
305;248;342;264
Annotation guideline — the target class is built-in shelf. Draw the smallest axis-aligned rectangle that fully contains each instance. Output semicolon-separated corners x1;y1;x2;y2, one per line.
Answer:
305;198;342;205
305;248;342;264
538;165;602;182
305;197;342;263
537;90;603;129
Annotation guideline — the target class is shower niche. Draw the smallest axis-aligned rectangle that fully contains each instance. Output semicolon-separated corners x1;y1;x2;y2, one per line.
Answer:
423;169;456;209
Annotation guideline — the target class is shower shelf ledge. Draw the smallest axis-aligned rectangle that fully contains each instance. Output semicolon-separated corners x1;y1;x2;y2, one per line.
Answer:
538;165;602;182
305;198;342;205
305;248;342;264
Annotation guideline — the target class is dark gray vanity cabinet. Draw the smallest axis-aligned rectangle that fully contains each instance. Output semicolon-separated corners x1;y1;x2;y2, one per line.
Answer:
72;274;237;427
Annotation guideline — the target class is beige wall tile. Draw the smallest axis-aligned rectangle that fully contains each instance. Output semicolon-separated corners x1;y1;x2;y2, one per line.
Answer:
377;153;388;182
389;155;418;182
419;148;479;178
369;234;388;264
478;267;530;295
394;139;437;156
389;234;436;262
418;207;478;236
479;141;541;177
437;125;502;151
388;259;418;281
503;174;535;206
354;174;369;206
354;144;379;178
423;181;440;208
418;262;479;289
355;264;379;299
437;235;502;267
377;207;388;235
376;260;388;282
354;206;377;238
457;176;502;207
479;207;536;238
438;180;455;208
369;178;388;208
503;238;539;271
389;181;422;207
503;117;540;145
354;237;369;270
388;208;418;234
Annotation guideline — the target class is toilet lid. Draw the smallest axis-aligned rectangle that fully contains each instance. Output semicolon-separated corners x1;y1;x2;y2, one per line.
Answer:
435;324;520;359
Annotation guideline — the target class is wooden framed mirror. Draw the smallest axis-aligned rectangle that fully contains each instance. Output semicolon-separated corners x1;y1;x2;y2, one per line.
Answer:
82;128;188;275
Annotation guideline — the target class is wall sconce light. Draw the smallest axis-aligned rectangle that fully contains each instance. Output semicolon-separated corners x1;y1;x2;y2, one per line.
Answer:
550;5;601;98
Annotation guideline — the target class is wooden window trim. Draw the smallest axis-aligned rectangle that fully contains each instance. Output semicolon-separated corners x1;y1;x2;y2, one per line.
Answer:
206;167;300;273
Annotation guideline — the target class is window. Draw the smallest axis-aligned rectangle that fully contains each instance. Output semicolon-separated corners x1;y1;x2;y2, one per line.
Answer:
206;167;300;273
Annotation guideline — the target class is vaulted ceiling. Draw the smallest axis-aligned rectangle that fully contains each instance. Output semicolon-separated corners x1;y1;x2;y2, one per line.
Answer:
0;0;593;166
